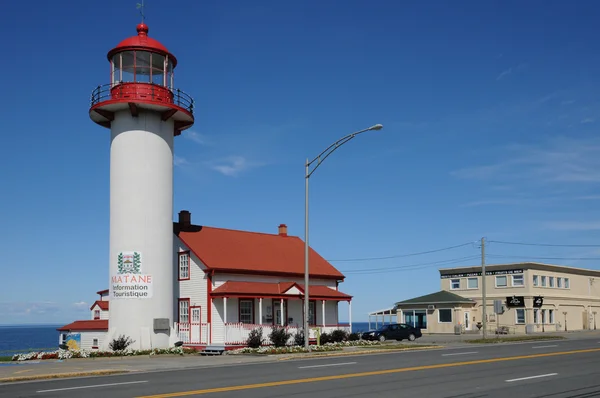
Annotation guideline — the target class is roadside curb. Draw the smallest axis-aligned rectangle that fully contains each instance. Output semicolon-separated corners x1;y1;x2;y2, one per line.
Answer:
0;369;130;383
275;345;445;360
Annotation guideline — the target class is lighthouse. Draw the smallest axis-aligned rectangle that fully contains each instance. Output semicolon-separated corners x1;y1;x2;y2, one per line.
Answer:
89;22;195;350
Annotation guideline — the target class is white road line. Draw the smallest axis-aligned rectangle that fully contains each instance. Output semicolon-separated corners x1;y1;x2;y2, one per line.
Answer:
506;373;558;383
532;345;558;349
298;362;357;369
37;380;148;393
442;351;478;356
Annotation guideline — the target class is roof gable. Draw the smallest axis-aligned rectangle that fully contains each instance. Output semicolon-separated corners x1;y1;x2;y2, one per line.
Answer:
177;225;344;279
211;281;352;300
90;300;109;311
395;290;475;306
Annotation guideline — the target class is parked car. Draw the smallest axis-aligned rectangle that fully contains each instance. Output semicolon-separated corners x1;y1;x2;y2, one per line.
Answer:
361;323;422;342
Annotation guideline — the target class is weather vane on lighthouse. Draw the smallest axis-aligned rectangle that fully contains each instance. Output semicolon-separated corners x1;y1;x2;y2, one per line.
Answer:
136;0;145;23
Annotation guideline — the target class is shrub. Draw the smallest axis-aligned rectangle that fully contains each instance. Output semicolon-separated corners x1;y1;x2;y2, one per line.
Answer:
319;332;332;345
109;335;135;352
269;327;291;347
348;332;360;341
294;330;305;346
331;329;348;343
247;327;264;349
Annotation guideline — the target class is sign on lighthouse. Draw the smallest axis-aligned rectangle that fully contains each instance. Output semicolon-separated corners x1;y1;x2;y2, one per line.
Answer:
88;17;195;350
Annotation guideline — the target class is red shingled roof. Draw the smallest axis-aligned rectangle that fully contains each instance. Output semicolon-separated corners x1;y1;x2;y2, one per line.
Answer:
211;281;352;300
90;300;109;311
178;226;345;280
57;320;108;332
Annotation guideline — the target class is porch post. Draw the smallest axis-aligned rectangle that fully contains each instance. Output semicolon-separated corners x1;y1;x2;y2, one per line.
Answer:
322;300;326;327
259;298;263;325
223;297;227;324
280;298;284;326
349;300;352;331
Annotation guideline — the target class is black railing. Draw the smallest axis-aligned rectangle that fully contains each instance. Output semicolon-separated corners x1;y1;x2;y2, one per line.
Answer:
90;83;194;115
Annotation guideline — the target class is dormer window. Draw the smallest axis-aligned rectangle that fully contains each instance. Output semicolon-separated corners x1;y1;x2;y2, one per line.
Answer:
94;309;100;320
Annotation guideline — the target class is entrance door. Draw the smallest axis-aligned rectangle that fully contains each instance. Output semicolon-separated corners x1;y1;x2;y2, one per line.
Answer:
273;301;286;326
190;307;201;343
464;311;471;331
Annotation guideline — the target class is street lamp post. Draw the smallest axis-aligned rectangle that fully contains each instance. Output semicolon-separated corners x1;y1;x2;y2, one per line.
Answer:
303;123;383;351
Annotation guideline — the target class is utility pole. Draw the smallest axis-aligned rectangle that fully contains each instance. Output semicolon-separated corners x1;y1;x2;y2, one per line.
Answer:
481;237;487;339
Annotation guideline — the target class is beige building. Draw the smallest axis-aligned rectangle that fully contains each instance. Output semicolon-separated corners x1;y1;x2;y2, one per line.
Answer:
394;262;600;335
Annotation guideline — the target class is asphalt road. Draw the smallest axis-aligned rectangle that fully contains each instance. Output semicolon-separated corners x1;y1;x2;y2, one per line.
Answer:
3;338;600;398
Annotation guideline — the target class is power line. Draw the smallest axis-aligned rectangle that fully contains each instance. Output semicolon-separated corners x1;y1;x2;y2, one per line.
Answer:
327;242;477;262
341;255;480;274
487;254;600;261
488;240;600;248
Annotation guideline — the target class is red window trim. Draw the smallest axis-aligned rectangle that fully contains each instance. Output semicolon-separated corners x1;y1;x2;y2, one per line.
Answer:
270;298;289;326
238;298;255;324
93;309;101;320
308;300;317;326
178;298;191;323
178;250;191;281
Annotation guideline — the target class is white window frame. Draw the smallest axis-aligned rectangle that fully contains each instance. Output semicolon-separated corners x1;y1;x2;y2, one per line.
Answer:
467;277;478;289
239;299;254;324
557;277;563;288
549;309;555;323
179;300;189;323
541;309;546;324
515;308;526;324
565;278;570;288
512;274;524;287
541;276;547;287
94;309;100;319
533;309;539;324
178;252;190;280
92;338;99;348
438;308;453;323
533;275;539;286
495;275;508;288
549;277;555;288
450;279;460;290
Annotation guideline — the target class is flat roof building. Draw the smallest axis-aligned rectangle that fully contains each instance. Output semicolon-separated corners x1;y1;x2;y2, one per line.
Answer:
394;262;600;335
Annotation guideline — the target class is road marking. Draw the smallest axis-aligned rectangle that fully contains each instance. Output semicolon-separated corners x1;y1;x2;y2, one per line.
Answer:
442;351;478;356
532;345;558;349
13;369;33;375
506;373;558;383
134;347;600;398
37;380;148;393
298;362;357;369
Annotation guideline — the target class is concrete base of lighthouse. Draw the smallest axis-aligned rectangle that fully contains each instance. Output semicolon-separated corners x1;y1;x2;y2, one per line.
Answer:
103;109;176;351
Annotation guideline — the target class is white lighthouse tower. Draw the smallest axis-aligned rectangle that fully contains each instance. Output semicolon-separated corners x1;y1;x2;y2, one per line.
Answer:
89;21;195;350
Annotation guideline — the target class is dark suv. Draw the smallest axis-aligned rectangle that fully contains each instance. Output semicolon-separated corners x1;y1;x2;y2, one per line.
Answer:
361;323;422;342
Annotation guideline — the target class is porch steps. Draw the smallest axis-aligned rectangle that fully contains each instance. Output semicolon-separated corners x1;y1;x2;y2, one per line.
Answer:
199;345;225;356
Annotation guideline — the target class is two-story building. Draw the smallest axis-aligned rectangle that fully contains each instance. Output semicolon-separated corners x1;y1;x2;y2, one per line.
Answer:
57;211;353;350
393;262;600;335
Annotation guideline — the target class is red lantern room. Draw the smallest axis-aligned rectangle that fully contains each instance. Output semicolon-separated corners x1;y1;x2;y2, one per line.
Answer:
89;23;195;136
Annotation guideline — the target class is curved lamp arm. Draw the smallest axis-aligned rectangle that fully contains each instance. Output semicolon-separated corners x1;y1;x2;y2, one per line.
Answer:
306;124;383;178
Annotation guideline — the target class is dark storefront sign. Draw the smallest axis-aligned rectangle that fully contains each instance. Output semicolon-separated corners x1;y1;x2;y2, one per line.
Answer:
506;296;525;308
441;269;524;279
533;296;544;308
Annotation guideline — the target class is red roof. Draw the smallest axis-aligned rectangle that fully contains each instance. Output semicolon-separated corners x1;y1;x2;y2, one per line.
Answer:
97;289;109;295
107;23;177;67
179;226;345;280
57;320;108;332
90;300;109;311
211;281;352;300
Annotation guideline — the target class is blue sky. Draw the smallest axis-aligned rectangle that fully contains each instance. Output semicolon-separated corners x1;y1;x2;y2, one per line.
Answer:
1;0;600;325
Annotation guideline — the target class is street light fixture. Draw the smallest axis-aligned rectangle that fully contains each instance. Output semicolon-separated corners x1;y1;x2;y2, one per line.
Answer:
303;123;384;351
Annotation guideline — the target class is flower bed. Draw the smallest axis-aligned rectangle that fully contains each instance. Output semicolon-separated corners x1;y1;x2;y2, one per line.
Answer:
12;346;196;362
228;340;383;355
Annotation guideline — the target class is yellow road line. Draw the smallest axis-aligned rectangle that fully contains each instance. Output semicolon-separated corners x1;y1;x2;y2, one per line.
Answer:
12;369;33;375
136;347;600;397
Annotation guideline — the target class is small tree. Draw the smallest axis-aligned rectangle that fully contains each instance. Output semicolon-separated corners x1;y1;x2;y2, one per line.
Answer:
247;327;264;348
331;329;348;343
109;335;135;351
269;327;291;347
294;330;305;346
348;332;360;341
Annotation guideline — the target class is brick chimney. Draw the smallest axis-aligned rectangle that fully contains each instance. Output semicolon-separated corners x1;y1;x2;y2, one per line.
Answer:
278;224;288;236
179;210;191;229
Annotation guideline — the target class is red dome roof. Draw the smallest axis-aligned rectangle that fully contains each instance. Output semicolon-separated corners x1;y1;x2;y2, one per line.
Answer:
107;23;178;67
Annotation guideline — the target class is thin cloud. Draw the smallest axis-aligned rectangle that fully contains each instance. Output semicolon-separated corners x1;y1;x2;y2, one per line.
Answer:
209;156;264;177
183;131;209;145
72;301;89;309
581;118;595;124
174;155;189;167
496;63;527;81
0;301;61;316
543;221;600;231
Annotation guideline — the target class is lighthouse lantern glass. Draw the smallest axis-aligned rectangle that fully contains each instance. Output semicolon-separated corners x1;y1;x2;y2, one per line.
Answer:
111;50;171;88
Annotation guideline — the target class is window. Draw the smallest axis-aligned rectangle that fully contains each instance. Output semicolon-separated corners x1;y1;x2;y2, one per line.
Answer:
178;252;190;280
308;301;316;325
565;278;570;288
533;309;539;324
549;309;555;323
549;277;555;288
541;309;546;324
239;300;254;324
541;276;547;287
515;309;526;324
495;275;508;287
557;277;563;288
94;310;100;320
450;279;460;290
438;309;452;323
92;338;99;349
512;275;524;287
533;275;539;286
178;299;189;323
467;278;478;289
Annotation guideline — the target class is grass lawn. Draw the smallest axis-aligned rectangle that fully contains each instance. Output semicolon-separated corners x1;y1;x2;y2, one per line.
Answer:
466;335;567;344
0;356;13;362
